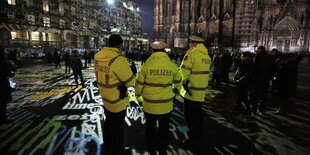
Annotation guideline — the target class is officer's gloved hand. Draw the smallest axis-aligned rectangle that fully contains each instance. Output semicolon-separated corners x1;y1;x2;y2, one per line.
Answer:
135;95;143;105
173;88;179;95
92;80;98;87
183;81;192;96
118;84;127;99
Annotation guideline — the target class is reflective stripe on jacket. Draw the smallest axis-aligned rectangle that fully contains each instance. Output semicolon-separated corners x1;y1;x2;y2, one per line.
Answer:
180;43;211;102
135;52;182;114
94;47;135;113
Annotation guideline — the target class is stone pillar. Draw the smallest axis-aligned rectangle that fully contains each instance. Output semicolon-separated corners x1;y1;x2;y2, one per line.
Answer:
154;0;159;39
268;31;273;51
60;30;64;48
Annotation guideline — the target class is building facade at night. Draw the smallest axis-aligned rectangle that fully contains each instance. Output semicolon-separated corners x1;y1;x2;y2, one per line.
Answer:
154;0;235;50
0;0;144;50
154;0;310;52
256;0;309;53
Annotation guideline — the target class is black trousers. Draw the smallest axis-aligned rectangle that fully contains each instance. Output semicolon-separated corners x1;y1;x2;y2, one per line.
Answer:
211;73;221;88
221;69;230;86
88;59;92;66
0;101;7;124
184;98;203;140
65;63;70;73
54;61;61;68
250;81;269;113
84;59;88;68
73;70;84;87
145;112;171;155
236;83;250;111
278;86;293;113
103;108;126;153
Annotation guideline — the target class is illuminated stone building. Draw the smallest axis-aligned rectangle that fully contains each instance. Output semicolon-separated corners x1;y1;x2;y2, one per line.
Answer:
256;0;310;52
0;0;144;50
235;0;259;52
154;0;310;52
154;0;235;50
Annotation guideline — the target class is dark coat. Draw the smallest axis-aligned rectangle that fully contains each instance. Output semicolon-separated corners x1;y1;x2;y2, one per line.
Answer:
235;59;253;87
70;54;83;71
276;56;298;96
252;52;273;84
0;56;12;103
63;53;71;65
53;51;60;63
130;62;137;75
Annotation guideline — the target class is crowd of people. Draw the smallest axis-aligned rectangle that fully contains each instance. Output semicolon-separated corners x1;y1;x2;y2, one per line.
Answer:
210;51;233;88
230;48;303;115
206;47;304;115
0;34;309;155
94;35;308;155
125;49;186;65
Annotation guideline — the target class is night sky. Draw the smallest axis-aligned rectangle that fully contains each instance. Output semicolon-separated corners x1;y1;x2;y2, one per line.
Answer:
128;0;154;39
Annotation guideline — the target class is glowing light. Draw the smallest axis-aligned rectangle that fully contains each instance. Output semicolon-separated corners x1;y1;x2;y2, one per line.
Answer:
137;8;140;12
107;0;114;5
123;2;127;8
11;31;17;39
129;6;134;11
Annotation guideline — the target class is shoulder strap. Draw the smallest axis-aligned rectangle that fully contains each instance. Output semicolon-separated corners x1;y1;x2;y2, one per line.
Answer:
108;55;122;67
105;55;122;85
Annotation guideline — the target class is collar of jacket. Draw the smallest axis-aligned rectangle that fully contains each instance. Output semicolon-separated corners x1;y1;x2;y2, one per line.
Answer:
104;47;121;54
149;51;168;59
191;43;208;55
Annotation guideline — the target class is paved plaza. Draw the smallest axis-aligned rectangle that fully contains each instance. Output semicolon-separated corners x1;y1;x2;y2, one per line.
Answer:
1;58;310;155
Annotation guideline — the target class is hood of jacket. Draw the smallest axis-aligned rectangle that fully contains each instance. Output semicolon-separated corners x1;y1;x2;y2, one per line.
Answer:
95;47;121;61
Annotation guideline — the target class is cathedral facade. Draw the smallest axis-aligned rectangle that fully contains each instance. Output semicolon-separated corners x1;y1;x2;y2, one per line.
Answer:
154;0;235;50
154;0;310;52
257;0;310;52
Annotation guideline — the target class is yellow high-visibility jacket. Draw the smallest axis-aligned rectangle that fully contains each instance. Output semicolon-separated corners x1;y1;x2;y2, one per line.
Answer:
94;47;135;113
135;52;182;114
180;43;211;102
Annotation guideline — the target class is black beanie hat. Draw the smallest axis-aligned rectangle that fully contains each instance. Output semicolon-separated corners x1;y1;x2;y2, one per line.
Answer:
108;34;123;47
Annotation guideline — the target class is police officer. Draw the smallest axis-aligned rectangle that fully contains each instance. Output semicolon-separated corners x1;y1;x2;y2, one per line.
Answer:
135;41;182;155
94;34;135;155
180;35;211;145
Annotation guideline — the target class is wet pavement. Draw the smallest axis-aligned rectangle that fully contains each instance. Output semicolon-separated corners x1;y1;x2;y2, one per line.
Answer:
1;57;310;155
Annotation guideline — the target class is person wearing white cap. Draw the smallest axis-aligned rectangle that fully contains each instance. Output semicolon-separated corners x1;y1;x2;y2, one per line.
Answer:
135;41;182;155
180;35;211;145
